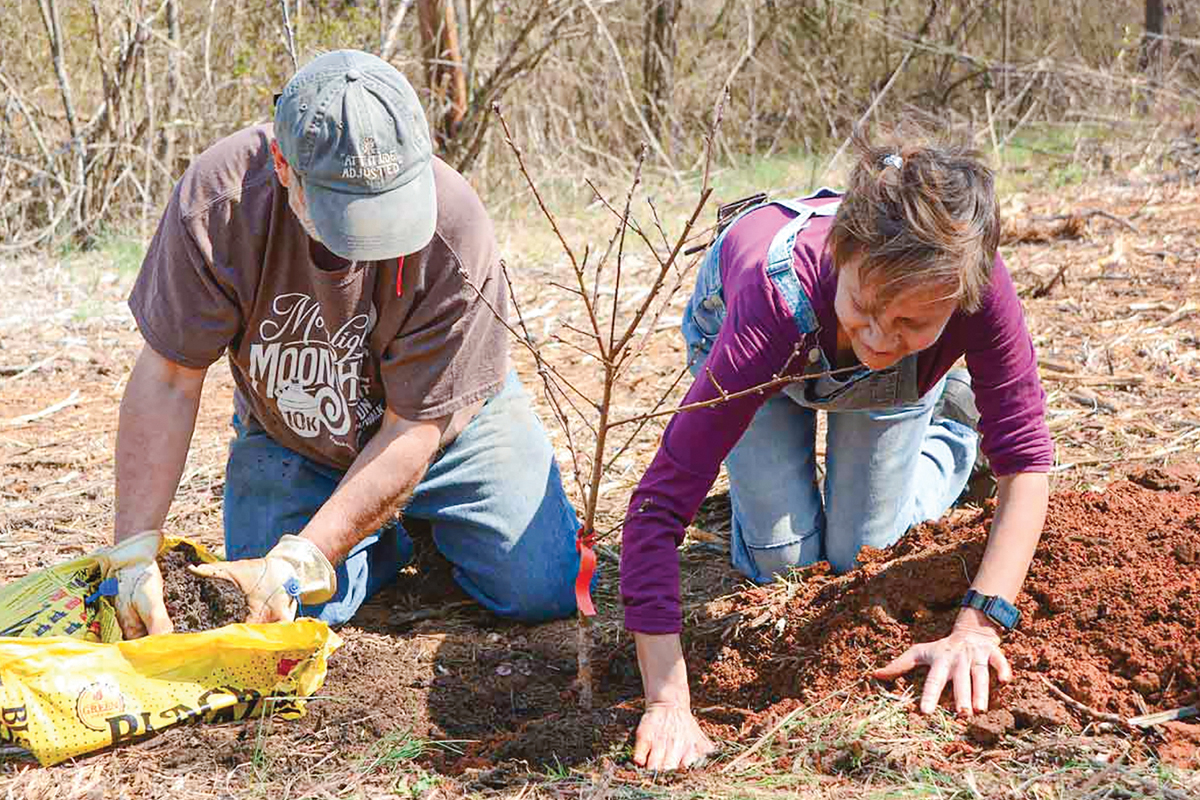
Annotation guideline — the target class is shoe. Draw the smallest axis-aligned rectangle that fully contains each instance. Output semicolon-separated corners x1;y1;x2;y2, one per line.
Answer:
934;368;996;503
934;367;979;429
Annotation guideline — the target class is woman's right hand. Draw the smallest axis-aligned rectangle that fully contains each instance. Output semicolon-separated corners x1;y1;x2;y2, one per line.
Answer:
632;631;716;770
633;700;715;770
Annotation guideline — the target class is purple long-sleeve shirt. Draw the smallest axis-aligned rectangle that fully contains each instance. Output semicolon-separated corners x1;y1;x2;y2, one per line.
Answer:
621;203;1053;634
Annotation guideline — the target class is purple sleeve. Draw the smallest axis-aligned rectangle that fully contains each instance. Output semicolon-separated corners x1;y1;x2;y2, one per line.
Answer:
620;287;805;634
966;256;1053;475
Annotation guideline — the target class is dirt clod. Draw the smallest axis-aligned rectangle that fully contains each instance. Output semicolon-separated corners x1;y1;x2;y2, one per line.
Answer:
159;544;249;632
967;709;1014;745
1010;695;1072;731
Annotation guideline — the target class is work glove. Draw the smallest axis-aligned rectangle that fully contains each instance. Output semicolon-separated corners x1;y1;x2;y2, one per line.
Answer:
96;529;174;639
189;535;336;624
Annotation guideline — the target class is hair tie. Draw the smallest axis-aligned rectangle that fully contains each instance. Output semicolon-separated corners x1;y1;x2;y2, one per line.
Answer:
882;154;903;170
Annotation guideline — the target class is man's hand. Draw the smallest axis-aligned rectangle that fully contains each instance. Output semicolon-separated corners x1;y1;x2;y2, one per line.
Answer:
873;614;1013;716
97;530;174;639
633;700;715;771
189;535;336;624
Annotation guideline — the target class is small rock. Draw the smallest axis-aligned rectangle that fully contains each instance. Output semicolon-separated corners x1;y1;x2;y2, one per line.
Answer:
967;709;1015;745
1174;541;1197;565
495;663;513;676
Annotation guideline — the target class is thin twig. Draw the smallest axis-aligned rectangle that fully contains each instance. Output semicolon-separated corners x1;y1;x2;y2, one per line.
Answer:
608;147;647;354
603;364;692;473
818;42;918;184
456;268;598;412
578;0;678;177
278;0;299;72
493;104;607;358
1039;676;1131;729
607;365;861;429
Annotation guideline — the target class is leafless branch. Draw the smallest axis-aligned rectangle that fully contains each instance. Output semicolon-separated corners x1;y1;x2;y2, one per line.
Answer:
380;0;416;62
607;365;861;429
278;0;299;72
492;104;607;358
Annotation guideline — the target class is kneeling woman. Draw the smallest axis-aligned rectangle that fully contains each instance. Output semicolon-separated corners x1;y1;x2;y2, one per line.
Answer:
621;131;1052;770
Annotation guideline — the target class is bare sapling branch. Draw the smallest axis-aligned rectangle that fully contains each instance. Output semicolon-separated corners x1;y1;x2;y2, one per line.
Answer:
607;90;729;361
497;260;591;503
607;145;647;354
492;104;608;359
603;363;692;473
607;363;862;430
455;265;599;414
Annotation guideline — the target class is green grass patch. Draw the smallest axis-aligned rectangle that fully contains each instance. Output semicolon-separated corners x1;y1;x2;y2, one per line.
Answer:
356;729;468;775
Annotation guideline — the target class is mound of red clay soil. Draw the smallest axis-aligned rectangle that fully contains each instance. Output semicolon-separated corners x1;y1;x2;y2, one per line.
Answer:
159;543;249;632
693;477;1200;742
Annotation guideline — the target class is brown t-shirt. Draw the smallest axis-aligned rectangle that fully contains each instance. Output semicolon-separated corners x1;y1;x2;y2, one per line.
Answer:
130;124;508;471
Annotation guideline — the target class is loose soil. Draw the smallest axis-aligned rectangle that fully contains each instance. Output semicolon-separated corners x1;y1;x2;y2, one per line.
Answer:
689;474;1200;748
158;543;249;632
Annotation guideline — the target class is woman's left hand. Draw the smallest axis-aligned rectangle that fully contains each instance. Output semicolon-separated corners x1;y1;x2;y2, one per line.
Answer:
873;612;1013;716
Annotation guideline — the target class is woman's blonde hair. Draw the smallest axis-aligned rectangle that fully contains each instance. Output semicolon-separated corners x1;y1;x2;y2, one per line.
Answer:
828;126;1000;313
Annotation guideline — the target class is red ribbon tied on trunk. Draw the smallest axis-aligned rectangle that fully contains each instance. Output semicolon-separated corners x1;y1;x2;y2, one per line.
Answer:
574;526;597;617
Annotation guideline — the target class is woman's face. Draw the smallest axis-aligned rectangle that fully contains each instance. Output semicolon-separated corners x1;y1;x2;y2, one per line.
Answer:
834;258;959;371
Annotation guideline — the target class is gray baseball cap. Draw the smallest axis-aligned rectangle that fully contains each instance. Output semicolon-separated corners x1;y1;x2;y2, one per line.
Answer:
274;50;437;260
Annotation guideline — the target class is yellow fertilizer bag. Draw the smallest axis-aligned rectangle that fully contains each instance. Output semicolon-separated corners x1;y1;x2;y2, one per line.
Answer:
0;537;342;766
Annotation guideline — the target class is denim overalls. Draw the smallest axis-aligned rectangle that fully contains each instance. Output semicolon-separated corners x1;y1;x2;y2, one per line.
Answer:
682;191;977;580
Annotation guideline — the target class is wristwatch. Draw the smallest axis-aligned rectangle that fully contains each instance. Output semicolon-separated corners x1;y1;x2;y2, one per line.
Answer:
961;589;1021;632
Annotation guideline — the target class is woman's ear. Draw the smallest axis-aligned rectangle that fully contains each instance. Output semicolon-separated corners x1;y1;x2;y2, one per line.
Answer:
269;139;292;189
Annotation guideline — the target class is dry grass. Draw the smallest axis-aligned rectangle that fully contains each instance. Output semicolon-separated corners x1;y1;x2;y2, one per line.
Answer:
2;146;1199;796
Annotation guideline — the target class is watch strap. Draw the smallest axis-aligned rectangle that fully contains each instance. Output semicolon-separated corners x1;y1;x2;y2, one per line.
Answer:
961;589;1021;631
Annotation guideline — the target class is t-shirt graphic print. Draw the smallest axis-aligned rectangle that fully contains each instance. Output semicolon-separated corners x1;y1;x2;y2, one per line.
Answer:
247;292;383;447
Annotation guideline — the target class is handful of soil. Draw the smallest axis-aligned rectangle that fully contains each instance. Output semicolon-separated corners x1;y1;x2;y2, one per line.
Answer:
158;543;249;632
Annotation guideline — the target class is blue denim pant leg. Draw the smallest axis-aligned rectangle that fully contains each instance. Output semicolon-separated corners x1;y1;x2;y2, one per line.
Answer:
822;376;977;572
725;393;826;583
404;370;582;623
223;417;412;624
223;370;582;625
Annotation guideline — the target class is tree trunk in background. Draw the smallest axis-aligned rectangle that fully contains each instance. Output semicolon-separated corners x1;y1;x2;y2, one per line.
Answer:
1139;0;1163;74
418;0;468;149
642;0;679;153
160;0;182;192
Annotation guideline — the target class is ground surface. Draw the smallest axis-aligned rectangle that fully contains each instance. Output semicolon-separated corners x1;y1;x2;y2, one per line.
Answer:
1;164;1199;798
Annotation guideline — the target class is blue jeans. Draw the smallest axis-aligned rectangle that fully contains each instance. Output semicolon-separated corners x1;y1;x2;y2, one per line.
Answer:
683;196;977;582
222;370;582;625
723;381;977;580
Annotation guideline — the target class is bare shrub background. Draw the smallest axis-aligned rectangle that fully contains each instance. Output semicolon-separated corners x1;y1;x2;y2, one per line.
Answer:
2;0;1198;251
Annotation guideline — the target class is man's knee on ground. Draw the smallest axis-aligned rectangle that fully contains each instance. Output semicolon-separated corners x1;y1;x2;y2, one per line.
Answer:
481;563;583;624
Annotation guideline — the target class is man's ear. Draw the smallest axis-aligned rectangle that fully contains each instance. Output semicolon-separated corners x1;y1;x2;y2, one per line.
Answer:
270;139;291;188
